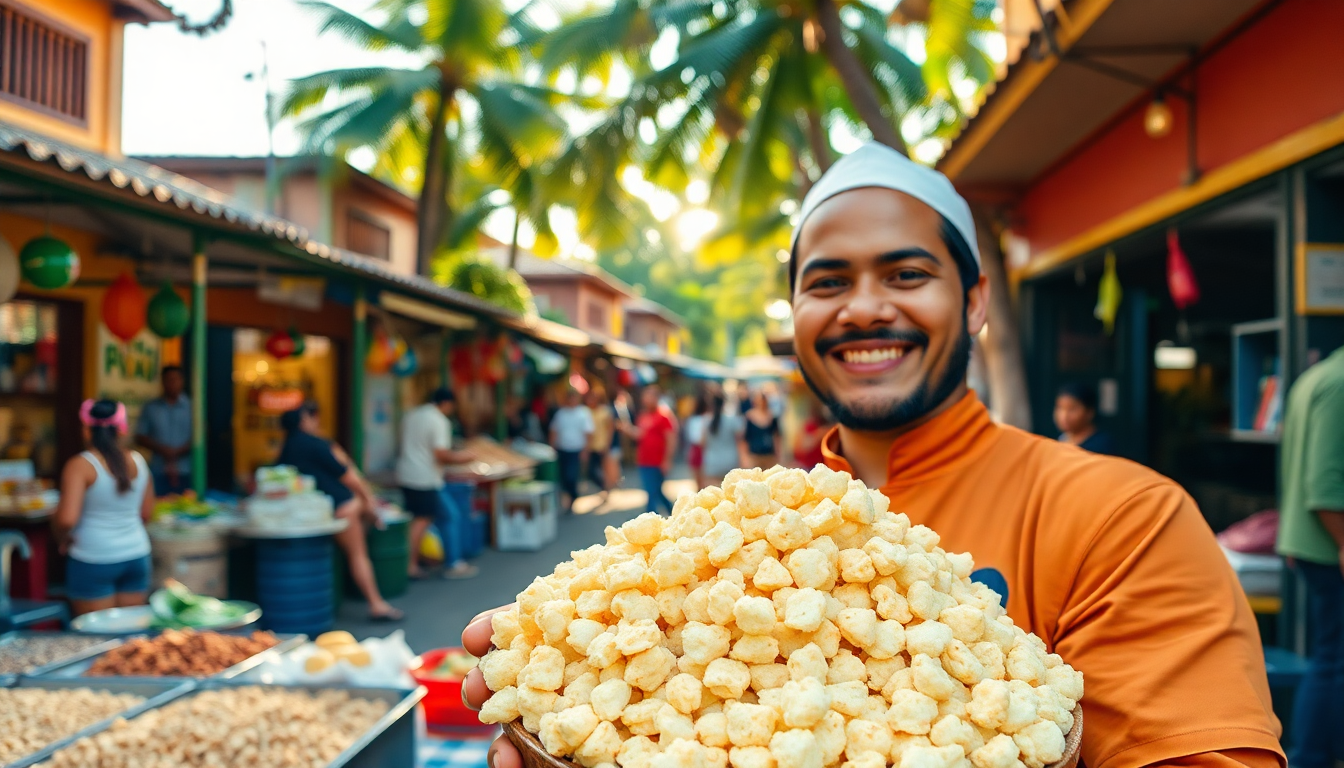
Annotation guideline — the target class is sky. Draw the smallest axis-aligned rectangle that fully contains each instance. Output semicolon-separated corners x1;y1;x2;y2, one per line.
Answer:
122;0;421;159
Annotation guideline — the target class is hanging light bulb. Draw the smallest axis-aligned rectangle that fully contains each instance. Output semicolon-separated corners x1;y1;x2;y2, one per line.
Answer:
1145;94;1174;138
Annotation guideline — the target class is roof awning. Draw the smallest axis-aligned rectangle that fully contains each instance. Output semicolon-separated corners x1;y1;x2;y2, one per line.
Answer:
601;337;660;364
0;125;516;322
503;316;590;348
664;354;735;380
380;292;476;330
939;0;1263;193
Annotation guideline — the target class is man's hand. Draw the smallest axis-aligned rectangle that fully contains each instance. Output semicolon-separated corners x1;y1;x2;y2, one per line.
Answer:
462;605;521;768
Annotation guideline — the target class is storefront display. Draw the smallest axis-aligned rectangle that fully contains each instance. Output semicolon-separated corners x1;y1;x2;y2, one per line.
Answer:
0;300;62;478
232;328;336;487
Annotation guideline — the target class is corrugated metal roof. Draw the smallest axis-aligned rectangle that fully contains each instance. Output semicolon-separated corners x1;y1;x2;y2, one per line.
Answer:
0;123;516;321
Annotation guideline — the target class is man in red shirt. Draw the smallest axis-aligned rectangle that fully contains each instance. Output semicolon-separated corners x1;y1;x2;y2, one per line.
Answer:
620;385;677;515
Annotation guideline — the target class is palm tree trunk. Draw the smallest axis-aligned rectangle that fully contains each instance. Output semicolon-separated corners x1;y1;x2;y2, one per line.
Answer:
507;209;522;270
417;74;455;276
805;108;833;173
973;207;1032;430
814;0;907;155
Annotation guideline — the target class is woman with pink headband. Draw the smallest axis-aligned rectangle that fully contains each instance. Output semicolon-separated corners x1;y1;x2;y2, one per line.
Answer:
52;399;155;617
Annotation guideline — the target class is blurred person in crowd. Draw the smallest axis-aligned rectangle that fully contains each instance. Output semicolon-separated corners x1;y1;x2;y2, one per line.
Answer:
585;389;613;502
734;381;751;414
609;390;635;490
739;389;781;468
794;399;834;470
620;385;677;515
550;388;594;513
278;402;402;621
1277;345;1344;768
701;392;742;486
54;399;154;618
684;393;712;489
762;381;786;418
136;365;192;495
1055;382;1115;455
397;388;477;580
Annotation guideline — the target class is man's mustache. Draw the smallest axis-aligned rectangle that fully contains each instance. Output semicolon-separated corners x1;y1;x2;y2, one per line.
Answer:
814;328;929;358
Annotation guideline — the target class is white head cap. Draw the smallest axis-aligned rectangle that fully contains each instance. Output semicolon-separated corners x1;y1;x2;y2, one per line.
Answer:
790;142;980;272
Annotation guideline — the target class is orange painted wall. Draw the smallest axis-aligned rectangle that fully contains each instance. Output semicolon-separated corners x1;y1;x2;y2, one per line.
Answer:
0;0;121;154
1015;0;1344;256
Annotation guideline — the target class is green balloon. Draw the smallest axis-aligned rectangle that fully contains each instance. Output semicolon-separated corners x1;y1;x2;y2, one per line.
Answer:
288;327;305;358
147;282;190;338
20;236;80;290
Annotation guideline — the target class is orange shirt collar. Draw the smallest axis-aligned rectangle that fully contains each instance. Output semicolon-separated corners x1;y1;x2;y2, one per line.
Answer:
820;391;1000;487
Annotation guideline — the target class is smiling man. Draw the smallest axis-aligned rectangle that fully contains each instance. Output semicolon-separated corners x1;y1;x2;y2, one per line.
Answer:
460;143;1284;768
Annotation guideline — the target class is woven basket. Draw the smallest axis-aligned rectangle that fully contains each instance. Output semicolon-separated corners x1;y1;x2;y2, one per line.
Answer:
504;706;1083;768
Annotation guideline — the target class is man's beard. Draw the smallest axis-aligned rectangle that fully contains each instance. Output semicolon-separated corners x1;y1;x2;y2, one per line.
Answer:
800;320;973;433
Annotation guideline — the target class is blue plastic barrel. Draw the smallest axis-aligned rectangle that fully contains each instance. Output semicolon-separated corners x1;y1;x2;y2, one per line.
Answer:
255;535;334;636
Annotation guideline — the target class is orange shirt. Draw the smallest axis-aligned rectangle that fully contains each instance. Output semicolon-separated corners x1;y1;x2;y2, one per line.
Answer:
822;392;1284;768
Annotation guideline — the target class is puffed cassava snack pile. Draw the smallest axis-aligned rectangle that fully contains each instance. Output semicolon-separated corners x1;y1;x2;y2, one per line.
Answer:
478;466;1083;768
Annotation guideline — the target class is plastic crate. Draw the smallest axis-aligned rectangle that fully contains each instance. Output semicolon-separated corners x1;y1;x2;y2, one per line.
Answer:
495;482;558;552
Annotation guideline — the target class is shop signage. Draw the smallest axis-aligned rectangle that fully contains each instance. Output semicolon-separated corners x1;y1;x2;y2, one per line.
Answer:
257;388;306;413
1297;244;1344;315
96;326;161;427
259;275;325;311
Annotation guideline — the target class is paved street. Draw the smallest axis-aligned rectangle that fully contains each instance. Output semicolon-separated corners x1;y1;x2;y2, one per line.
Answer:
333;471;697;653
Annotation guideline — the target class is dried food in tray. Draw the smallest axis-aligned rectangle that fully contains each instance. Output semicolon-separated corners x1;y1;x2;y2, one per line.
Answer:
0;631;120;675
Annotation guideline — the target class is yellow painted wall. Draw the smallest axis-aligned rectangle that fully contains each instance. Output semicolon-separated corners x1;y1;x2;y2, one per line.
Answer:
0;0;123;155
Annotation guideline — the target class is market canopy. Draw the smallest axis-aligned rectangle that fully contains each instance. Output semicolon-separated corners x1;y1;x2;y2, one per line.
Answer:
939;0;1263;194
0;125;516;326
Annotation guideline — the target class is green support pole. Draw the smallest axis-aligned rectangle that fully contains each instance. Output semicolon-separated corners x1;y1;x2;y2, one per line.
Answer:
190;235;208;497
496;378;507;441
351;284;368;470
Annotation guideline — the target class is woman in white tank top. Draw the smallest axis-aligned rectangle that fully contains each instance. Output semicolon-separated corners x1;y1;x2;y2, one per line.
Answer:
52;399;154;617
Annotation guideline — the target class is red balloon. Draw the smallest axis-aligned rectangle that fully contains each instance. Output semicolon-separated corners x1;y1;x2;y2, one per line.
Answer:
102;272;147;341
265;328;296;359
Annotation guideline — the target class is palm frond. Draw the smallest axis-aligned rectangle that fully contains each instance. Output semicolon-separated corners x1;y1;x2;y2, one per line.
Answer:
280;66;418;117
850;7;928;110
297;1;422;52
444;193;502;250
537;0;642;78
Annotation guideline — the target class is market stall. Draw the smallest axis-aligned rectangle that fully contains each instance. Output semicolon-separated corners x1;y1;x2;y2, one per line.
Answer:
443;436;555;551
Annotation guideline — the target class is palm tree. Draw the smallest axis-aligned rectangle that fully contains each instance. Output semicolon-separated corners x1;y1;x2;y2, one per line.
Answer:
282;0;571;275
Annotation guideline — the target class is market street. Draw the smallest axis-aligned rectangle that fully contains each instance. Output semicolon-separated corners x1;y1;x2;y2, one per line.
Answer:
332;473;698;652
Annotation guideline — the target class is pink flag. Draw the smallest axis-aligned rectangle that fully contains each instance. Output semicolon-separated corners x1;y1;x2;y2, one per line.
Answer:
1167;229;1200;309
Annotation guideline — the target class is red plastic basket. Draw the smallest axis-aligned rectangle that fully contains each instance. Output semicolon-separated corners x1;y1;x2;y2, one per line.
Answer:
409;648;484;728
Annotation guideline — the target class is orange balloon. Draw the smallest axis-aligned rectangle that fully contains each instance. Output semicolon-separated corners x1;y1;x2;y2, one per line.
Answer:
102;272;147;341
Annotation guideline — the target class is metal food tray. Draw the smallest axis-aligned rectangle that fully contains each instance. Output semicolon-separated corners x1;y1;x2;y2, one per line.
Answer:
27;632;306;680
34;680;427;768
0;676;193;768
0;630;127;677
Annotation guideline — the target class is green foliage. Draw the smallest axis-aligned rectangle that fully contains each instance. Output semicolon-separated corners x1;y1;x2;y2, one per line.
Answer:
540;306;572;326
432;252;537;315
